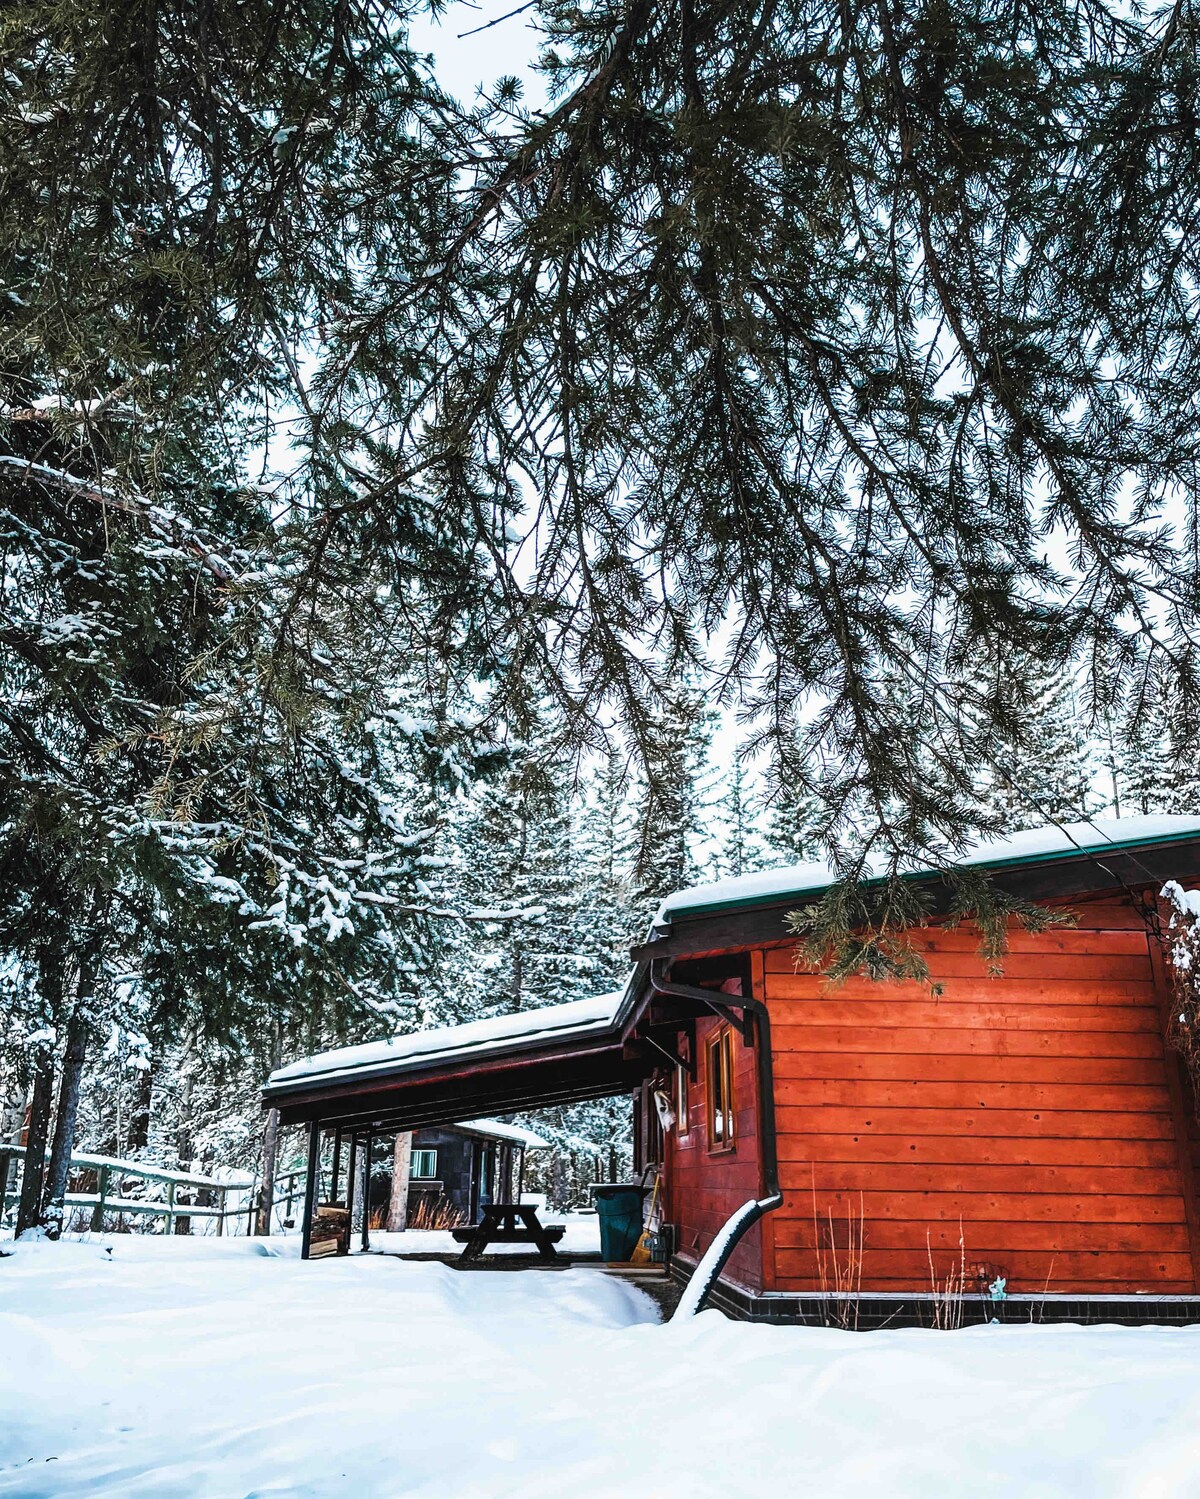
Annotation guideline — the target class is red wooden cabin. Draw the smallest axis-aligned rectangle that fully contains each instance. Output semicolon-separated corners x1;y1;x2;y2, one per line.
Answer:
264;816;1200;1325
634;816;1200;1322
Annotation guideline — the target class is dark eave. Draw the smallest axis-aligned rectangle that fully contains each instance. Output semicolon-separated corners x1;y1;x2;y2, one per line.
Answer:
268;1025;651;1131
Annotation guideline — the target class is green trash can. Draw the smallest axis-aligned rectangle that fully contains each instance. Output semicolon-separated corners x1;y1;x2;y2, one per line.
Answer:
593;1183;645;1262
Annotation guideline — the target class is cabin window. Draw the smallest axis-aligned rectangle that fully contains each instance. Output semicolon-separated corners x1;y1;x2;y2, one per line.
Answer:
706;1028;736;1152
676;1059;690;1134
411;1149;438;1179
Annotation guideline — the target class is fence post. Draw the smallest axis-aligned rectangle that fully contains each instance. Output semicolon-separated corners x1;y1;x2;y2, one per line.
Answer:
216;1185;225;1237
90;1165;109;1233
166;1180;176;1235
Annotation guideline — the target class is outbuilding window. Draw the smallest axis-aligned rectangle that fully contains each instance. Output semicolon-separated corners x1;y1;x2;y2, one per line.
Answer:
411;1149;438;1179
706;1028;736;1152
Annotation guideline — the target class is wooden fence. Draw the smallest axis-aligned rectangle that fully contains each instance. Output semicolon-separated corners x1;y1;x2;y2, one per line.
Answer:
0;1145;254;1235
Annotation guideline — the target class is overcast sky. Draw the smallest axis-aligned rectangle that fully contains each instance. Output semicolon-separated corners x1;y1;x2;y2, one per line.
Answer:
409;1;550;110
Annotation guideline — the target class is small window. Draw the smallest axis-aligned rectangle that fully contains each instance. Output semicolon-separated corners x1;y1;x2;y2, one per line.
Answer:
411;1149;438;1179
676;1057;690;1135
707;1028;736;1153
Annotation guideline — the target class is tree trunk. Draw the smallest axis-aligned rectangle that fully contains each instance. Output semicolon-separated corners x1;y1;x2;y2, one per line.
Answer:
42;1007;89;1238
255;1019;284;1236
15;1044;54;1236
128;1054;155;1152
387;1132;412;1232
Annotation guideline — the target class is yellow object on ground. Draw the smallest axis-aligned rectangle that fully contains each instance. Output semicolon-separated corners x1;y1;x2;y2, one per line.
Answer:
629;1174;661;1266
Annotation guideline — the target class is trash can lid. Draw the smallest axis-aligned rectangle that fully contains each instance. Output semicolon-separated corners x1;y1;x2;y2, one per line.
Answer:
591;1182;647;1199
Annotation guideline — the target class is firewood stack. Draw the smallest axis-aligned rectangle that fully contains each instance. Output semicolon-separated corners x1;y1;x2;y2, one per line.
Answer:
309;1203;351;1258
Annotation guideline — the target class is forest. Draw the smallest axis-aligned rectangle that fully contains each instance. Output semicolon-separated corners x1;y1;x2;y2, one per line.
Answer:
3;0;1200;1230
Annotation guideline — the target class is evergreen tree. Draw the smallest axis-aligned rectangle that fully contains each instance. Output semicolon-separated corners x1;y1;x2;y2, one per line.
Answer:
969;658;1099;832
632;686;718;918
709;754;771;879
572;746;641;973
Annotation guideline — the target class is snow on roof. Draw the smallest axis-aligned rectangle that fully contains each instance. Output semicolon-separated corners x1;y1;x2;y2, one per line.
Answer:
455;1119;549;1149
268;991;625;1092
657;815;1200;922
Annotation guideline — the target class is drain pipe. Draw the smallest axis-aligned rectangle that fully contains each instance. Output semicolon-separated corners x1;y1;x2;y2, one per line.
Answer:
650;959;784;1312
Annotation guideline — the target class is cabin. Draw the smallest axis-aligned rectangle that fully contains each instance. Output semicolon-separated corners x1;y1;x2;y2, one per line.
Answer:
386;1119;546;1224
263;816;1200;1325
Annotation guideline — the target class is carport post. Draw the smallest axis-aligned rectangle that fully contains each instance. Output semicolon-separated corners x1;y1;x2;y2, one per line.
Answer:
300;1118;320;1261
331;1127;343;1204
345;1131;358;1217
360;1133;372;1252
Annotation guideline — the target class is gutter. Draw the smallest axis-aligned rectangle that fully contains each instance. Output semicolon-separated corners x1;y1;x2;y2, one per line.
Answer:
649;958;784;1312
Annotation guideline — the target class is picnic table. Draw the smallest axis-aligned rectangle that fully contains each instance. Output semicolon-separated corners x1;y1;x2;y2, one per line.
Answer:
450;1202;566;1263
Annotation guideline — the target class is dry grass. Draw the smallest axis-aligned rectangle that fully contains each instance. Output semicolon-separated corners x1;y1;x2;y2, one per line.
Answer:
926;1222;968;1329
812;1180;865;1329
406;1194;469;1230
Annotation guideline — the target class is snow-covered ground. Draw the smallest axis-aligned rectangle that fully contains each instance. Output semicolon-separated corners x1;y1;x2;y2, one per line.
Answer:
5;1236;1200;1498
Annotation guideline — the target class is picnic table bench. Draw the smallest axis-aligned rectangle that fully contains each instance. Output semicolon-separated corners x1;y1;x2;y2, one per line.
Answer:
450;1202;566;1262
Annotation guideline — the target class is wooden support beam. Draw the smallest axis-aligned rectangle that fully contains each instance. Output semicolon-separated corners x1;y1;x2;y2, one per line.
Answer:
360;1133;372;1252
345;1130;358;1217
300;1118;320;1262
331;1127;343;1205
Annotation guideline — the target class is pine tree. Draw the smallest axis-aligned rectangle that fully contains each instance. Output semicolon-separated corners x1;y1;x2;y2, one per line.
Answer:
572;747;641;976
970;659;1099;833
632;685;718;919
714;757;768;880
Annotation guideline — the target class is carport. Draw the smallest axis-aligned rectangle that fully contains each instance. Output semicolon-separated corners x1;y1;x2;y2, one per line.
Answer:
261;990;656;1258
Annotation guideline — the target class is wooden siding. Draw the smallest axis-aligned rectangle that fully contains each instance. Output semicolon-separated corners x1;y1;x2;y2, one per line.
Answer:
761;897;1200;1296
664;1012;763;1291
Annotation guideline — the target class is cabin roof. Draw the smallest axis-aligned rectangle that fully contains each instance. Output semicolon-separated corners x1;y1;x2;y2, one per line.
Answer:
655;815;1200;922
448;1118;549;1150
268;990;628;1096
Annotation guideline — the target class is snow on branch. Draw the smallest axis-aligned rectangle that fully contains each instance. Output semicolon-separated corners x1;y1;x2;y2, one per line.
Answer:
0;457;236;580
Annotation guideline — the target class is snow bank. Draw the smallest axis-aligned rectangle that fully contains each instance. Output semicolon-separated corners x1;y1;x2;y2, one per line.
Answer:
658;814;1200;920
270;990;625;1090
6;1236;1200;1497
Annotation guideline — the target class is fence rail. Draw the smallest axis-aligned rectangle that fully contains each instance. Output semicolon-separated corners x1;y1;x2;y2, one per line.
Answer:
0;1144;254;1235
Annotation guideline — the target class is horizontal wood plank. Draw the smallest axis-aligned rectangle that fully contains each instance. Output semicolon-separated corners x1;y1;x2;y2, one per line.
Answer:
766;926;1150;963
773;1105;1175;1139
774;1133;1181;1167
770;1026;1164;1058
774;1079;1171;1112
772;1248;1192;1284
768;981;1160;1011
775;1162;1185;1197
771;1052;1167;1085
786;1190;1186;1222
768;1001;1158;1032
773;1218;1190;1253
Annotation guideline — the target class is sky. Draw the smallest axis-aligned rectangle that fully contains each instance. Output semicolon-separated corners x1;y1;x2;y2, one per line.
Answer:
408;1;550;110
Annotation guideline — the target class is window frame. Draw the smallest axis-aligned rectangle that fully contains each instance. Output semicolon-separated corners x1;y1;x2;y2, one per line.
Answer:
676;1056;690;1136
706;1026;736;1154
410;1148;438;1180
